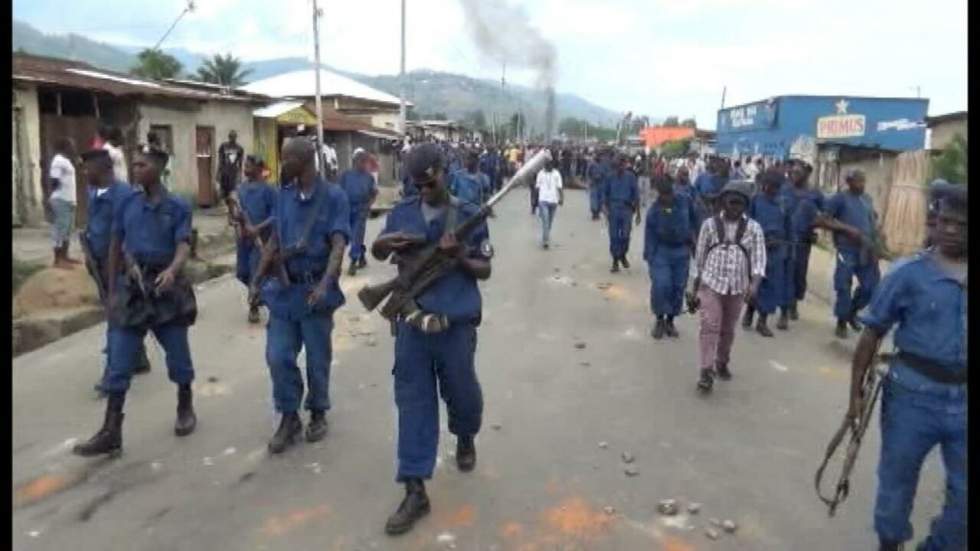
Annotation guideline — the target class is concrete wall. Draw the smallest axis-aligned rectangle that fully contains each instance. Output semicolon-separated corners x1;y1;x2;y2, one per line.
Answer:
12;84;44;227
138;99;256;200
929;118;967;151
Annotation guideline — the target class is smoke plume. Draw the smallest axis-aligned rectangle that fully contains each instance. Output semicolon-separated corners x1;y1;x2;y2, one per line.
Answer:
458;0;558;138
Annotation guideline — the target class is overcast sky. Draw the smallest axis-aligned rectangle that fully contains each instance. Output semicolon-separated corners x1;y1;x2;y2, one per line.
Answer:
14;0;967;129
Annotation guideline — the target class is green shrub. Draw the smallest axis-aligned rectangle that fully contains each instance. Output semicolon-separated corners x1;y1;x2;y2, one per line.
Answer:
12;257;44;295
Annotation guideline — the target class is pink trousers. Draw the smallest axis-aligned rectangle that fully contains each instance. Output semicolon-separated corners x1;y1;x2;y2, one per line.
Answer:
698;287;747;372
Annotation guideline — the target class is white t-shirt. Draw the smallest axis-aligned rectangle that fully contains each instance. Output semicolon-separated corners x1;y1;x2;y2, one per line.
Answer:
103;143;128;182
535;169;563;204
48;153;77;204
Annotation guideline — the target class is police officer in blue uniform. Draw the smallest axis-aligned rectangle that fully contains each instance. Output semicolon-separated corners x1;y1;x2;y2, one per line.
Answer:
644;177;698;339
74;146;198;457
80;148;152;398
849;184;966;551
449;151;490;207
371;143;492;536
338;150;378;276
823;169;882;338
258;138;350;454
742;170;791;337
603;154;641;273
234;155;278;323
783;162;824;321
587;150;609;220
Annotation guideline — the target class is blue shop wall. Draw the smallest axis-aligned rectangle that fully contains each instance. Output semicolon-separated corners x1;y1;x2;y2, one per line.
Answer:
715;96;929;158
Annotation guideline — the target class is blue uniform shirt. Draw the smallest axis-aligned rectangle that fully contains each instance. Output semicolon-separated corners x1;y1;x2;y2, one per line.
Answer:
380;196;491;324
237;180;277;238
694;173;723;197
787;187;826;240
113;190;193;266
86;180;137;260
825;191;876;251
265;178;351;317
587;161;607;183
643;194;697;262
860;251;966;372
338;169;376;213
449;170;486;206
603;170;639;210
749;191;791;244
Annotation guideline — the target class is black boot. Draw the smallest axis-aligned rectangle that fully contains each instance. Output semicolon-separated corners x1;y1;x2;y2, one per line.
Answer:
776;309;790;331
611;259;620;273
756;315;774;337
651;318;665;340
306;410;328;442
456;434;476;472
879;541;904;551
848;313;863;332
347;262;358;276
248;304;260;324
664;317;679;338
620;256;631;269
268;412;303;454
715;361;732;380
697;369;714;393
788;303;799;321
835;319;849;339
175;384;197;436
357;256;367;269
742;306;755;329
73;393;124;457
133;344;151;374
385;478;431;536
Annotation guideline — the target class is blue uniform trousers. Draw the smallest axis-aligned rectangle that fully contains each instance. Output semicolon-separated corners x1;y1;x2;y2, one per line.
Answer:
589;183;602;215
608;207;633;259
235;238;259;286
648;244;690;317
786;242;813;306
757;246;786;315
105;323;193;393
833;248;880;320
875;365;966;550
394;321;483;482
265;312;334;413
348;208;368;262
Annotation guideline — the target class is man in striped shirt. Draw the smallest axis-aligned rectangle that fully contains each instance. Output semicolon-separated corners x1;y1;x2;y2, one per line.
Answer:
690;180;767;393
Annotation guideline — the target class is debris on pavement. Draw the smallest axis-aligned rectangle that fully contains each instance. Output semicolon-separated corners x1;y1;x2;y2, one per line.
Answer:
579;361;590;367
687;502;702;514
621;451;634;464
705;527;720;540
207;376;219;383
656;499;678;515
624;466;639;477
709;518;722;528
202;457;214;466
603;506;615;515
574;342;586;349
598;441;608;449
722;519;737;533
491;423;502;431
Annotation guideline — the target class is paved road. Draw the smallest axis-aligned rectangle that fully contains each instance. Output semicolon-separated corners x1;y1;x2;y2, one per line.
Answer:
13;189;946;551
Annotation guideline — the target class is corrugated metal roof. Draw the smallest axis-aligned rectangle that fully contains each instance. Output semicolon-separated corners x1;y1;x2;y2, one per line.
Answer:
239;69;412;107
253;101;306;118
12;53;269;103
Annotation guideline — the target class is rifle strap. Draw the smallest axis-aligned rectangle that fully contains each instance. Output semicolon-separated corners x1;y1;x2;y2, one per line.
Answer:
281;180;330;250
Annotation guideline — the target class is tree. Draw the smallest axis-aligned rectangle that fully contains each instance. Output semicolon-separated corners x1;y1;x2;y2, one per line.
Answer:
680;118;697;128
463;110;488;132
195;53;253;87
930;133;967;184
661;139;691;158
131;49;183;80
662;116;680;127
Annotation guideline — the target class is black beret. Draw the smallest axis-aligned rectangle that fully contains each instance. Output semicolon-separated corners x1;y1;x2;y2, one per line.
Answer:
406;143;444;180
80;148;111;162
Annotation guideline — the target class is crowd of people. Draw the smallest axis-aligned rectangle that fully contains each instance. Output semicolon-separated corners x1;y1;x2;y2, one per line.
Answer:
49;120;966;549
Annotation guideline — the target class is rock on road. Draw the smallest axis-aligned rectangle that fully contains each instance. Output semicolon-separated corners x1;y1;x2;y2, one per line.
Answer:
12;189;946;551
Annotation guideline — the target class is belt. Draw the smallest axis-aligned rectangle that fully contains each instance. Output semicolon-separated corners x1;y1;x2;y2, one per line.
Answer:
287;269;326;284
895;351;967;385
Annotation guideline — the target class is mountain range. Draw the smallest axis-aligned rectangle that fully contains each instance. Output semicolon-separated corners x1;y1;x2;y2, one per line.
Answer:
12;20;622;130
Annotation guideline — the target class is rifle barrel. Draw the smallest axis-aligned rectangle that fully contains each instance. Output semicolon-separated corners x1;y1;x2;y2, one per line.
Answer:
485;149;552;208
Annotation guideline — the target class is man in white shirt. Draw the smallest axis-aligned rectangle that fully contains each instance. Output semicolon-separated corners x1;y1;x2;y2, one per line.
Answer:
47;137;81;269
535;159;563;249
99;126;129;183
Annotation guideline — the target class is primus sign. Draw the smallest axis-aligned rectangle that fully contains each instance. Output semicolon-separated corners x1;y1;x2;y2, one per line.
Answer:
816;99;866;139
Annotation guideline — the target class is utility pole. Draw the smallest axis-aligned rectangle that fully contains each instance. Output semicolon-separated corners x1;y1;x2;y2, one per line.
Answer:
720;85;727;109
398;0;407;136
312;0;325;174
153;1;195;52
501;62;507;141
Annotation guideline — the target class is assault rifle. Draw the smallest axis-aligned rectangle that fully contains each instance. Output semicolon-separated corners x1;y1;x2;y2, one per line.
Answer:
357;149;552;329
814;352;893;517
79;232;108;304
227;191;270;309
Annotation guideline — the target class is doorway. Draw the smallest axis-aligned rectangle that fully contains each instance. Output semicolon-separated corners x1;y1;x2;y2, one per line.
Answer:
195;126;215;207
